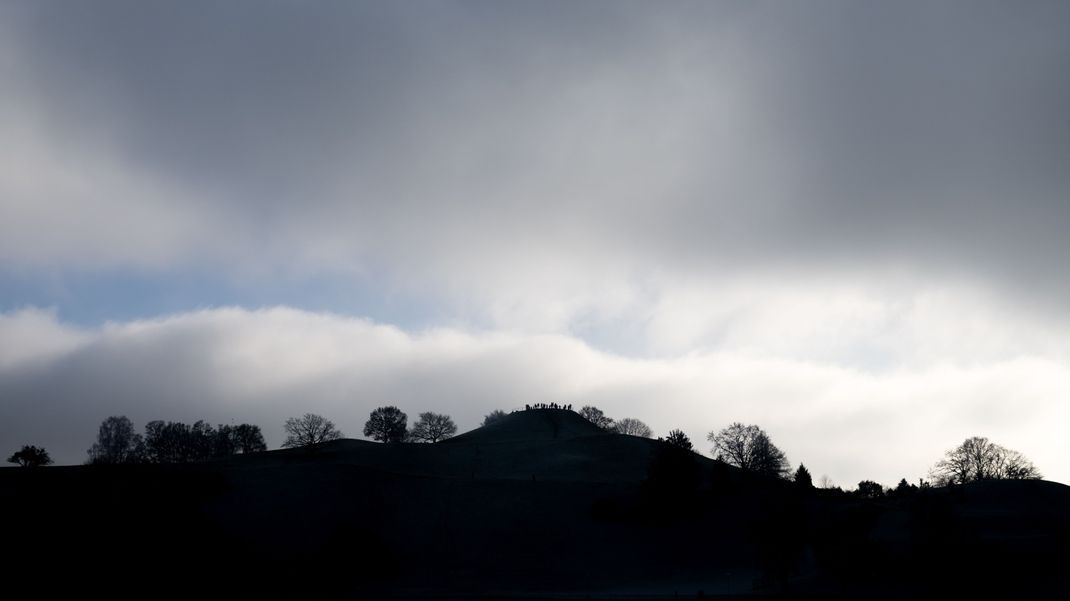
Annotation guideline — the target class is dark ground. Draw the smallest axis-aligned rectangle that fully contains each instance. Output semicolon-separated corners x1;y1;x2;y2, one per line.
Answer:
2;409;1068;599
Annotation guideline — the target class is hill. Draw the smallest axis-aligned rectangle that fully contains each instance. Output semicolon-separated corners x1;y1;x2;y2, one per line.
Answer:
2;409;1069;599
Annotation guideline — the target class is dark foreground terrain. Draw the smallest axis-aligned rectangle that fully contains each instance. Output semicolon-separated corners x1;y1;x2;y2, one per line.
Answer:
2;409;1068;599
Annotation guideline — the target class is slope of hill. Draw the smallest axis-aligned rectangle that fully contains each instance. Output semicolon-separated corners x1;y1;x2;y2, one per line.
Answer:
446;408;607;444
2;410;1068;599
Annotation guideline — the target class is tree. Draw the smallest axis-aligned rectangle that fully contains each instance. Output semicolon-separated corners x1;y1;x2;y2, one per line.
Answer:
212;424;238;458
707;422;790;478
855;480;885;499
142;420;267;462
233;424;267;453
930;436;1041;485
663;429;693;451
481;409;508;427
891;477;918;498
283;413;343;448
144;420;191;463
7;445;52;467
189;420;216;461
794;464;813;488
614;417;653;438
87;416;144;464
362;406;407;443
409;412;458;443
579;405;614;431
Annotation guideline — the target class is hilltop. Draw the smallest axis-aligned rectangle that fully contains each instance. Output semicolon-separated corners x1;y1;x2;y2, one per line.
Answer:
2;409;1069;599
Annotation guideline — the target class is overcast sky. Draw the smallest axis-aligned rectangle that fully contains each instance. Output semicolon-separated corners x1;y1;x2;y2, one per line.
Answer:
2;1;1069;486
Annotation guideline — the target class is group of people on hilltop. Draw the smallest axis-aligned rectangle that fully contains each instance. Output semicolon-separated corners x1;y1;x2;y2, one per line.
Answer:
524;402;572;411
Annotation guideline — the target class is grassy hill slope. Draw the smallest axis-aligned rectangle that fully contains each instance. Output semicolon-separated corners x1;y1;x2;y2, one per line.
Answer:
2;409;1068;599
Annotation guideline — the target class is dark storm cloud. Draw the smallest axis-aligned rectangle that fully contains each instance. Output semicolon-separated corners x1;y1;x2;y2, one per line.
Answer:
5;0;1067;294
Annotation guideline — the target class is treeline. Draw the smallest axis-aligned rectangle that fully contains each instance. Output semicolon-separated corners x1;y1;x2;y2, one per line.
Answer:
5;404;1046;491
571;404;1043;495
86;416;266;465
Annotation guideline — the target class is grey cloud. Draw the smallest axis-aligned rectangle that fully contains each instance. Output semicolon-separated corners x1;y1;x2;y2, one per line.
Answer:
3;2;1070;329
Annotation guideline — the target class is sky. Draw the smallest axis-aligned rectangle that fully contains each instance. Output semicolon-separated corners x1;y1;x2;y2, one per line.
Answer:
2;1;1070;487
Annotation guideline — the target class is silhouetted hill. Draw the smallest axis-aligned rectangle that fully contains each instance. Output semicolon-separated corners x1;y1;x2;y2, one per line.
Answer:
2;413;1068;599
447;408;607;443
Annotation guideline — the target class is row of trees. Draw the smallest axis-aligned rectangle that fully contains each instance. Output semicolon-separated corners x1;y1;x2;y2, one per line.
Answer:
86;416;267;464
9;406;1045;487
265;406;1049;493
578;405;654;438
359;407;459;444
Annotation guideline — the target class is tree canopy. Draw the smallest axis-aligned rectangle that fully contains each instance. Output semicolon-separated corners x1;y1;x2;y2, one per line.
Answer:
7;445;52;467
409;412;457;443
143;420;266;462
663;429;693;451
614;417;653;438
283;413;343;448
579;406;614;431
930;436;1041;485
363;406;407;443
707;422;790;478
481;409;508;427
87;416;145;464
856;480;885;499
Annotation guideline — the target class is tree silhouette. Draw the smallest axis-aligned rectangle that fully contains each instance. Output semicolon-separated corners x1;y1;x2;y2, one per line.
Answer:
614;417;653;438
141;420;265;462
579;406;614;431
794;464;813;488
233;424;267;453
409;412;457;443
930;436;1041;485
891;477;918;498
189;420;216;460
856;480;884;499
282;413;343;448
7;445;52;467
362;406;407;443
87;416;145;464
663;429;693;451
481;409;508;427
144;420;191;463
707;422;790;478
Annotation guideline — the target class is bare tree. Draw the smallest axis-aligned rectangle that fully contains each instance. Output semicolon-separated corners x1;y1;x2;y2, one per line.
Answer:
579;405;614;431
362;406;407;443
87;416;145;464
7;445;52;467
409;412;458;443
930;436;1041;485
481;409;508;427
707;422;790;478
614;417;653;438
282;413;343;448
